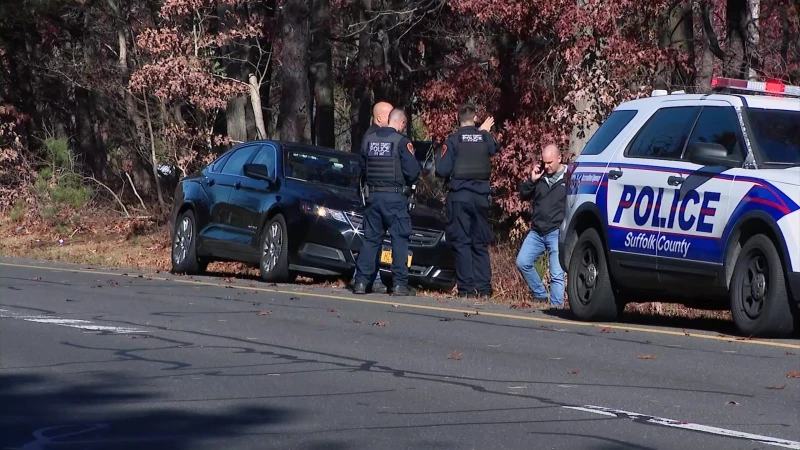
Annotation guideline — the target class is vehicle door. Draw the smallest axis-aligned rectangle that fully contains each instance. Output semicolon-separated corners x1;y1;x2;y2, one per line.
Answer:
228;143;280;260
604;103;703;291
195;151;235;253
655;101;741;287
211;143;262;258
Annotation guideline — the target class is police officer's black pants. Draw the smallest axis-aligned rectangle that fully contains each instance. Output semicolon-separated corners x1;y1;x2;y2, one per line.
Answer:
354;193;412;288
445;192;493;295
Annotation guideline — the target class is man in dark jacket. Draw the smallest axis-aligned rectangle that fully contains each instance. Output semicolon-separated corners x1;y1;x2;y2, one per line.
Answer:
516;144;567;307
351;101;394;293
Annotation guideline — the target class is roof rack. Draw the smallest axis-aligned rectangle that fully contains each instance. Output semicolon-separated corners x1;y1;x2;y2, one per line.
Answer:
711;77;800;98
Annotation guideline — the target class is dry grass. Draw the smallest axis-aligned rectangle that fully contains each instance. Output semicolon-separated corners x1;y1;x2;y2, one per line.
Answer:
0;208;731;323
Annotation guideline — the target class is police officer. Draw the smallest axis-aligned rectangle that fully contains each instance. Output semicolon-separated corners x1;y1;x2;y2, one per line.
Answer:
352;107;421;296
435;103;497;298
350;101;394;294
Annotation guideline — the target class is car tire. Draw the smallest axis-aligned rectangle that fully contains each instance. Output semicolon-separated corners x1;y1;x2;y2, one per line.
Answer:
567;228;619;322
171;209;208;275
259;214;290;282
729;234;796;338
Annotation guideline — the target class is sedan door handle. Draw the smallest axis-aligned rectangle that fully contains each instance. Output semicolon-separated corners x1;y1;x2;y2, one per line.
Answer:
234;181;241;190
667;175;685;186
608;168;623;180
206;178;215;186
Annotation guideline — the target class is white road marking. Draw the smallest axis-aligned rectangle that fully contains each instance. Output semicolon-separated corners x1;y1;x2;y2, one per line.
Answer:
0;309;147;334
563;405;800;449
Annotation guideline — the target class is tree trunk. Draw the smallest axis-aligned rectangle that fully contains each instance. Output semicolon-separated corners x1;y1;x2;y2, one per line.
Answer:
277;0;312;143
226;96;248;143
725;0;748;78
349;0;373;152
310;0;335;148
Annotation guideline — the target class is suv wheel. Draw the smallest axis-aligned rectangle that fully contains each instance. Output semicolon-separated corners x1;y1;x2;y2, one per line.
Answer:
259;214;290;282
729;234;795;337
567;228;619;321
171;209;208;275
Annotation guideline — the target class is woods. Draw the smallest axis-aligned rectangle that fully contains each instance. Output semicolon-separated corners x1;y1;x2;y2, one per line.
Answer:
0;0;797;276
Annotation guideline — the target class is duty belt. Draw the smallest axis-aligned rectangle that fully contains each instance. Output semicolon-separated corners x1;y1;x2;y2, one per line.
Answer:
369;186;407;193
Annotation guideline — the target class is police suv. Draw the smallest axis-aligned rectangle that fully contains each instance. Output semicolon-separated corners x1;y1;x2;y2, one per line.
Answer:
558;77;800;338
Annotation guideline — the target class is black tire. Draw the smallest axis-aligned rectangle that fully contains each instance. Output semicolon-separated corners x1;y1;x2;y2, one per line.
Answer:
567;228;619;321
171;209;208;275
729;234;796;338
259;214;290;282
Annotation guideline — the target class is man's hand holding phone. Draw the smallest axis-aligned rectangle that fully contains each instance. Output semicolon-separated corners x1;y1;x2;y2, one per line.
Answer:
531;160;544;182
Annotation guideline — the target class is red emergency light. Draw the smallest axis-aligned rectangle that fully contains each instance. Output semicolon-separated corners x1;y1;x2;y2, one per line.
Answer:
711;77;800;98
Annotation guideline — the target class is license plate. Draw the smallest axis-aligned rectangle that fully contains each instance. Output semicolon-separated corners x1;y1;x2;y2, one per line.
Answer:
379;248;412;267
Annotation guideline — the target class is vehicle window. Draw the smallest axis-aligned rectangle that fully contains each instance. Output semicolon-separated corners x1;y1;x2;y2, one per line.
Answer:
683;106;745;160
581;109;638;156
210;151;232;173
745;108;800;165
219;145;258;175
250;144;277;178
285;148;360;190
626;106;701;160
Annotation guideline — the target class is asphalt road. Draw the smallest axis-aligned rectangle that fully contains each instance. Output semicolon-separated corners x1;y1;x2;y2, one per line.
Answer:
1;256;799;450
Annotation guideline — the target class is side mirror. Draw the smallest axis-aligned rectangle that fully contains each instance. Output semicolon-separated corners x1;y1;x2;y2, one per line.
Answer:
243;163;273;182
685;142;742;167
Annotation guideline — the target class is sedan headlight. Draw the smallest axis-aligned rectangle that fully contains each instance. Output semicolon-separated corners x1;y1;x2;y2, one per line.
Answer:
301;201;348;224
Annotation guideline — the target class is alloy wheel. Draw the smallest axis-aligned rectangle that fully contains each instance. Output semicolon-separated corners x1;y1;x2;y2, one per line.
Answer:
575;243;599;306
740;251;768;320
262;222;283;273
173;216;192;265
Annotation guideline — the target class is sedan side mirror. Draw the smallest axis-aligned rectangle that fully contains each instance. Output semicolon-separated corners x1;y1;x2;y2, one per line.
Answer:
685;142;743;167
243;163;275;186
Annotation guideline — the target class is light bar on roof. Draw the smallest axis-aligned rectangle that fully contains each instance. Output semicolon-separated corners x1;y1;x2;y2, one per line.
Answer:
711;77;800;98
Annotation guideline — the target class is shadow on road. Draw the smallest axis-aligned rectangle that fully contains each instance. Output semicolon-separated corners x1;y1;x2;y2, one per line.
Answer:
0;372;296;449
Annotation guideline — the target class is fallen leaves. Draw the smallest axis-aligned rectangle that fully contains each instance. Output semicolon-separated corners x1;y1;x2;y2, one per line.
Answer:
637;354;657;360
599;327;613;333
372;321;389;327
766;384;786;390
510;302;532;309
107;279;119;286
447;350;462;360
328;308;339;313
726;400;739;406
787;370;800;378
223;276;235;283
786;351;796;356
257;311;272;316
568;369;581;375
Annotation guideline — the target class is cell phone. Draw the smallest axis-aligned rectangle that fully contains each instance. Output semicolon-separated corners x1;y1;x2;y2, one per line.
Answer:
537;160;545;171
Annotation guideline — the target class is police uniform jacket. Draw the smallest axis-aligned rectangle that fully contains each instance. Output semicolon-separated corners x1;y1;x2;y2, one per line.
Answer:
435;125;498;196
360;127;421;192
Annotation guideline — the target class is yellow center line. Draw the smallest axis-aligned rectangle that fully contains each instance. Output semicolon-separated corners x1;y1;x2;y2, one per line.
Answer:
2;261;800;350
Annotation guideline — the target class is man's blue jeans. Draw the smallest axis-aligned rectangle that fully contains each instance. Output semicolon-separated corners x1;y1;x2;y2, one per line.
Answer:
515;229;565;307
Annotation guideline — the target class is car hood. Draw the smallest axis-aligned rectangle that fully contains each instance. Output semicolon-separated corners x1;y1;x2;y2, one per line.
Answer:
297;182;447;230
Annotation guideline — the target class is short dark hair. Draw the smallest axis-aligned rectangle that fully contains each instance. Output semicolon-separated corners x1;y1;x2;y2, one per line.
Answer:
389;107;406;122
458;103;477;124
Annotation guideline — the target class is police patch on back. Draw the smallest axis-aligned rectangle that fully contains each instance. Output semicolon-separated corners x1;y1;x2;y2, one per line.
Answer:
368;142;393;157
459;133;485;143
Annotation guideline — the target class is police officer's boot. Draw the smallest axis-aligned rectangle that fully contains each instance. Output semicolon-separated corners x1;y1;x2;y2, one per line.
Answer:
369;278;387;294
353;282;367;295
391;284;416;296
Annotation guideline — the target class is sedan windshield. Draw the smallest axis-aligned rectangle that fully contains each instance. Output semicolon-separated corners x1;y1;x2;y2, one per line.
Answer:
285;148;361;189
746;107;800;165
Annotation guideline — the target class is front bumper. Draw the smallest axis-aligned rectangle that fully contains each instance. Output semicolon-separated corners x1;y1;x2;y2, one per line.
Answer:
287;211;456;289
